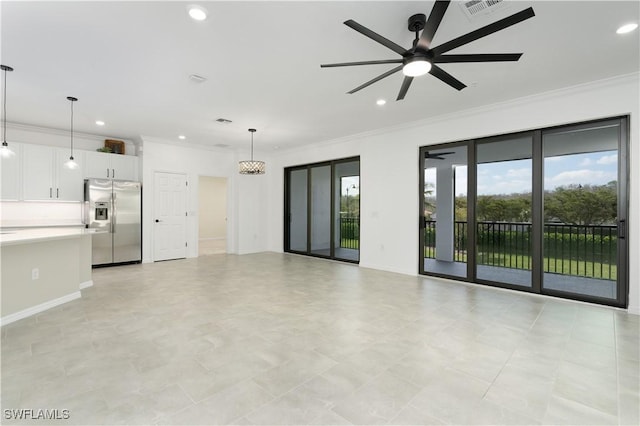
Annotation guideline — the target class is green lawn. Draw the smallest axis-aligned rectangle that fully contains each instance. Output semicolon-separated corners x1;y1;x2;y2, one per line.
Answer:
341;239;359;249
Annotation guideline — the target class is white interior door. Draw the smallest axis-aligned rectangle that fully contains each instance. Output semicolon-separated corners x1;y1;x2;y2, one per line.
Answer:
153;171;187;261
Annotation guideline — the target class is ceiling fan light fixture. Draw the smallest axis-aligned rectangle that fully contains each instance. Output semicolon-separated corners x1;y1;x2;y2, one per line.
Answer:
402;57;432;77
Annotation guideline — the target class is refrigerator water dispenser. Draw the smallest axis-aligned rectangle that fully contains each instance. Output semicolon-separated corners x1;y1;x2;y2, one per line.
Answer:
95;202;109;220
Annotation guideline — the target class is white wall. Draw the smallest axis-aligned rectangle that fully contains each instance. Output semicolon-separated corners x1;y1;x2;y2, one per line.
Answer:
139;137;269;261
266;73;640;314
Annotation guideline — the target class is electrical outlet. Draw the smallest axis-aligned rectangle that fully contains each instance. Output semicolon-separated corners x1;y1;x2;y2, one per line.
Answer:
31;268;39;280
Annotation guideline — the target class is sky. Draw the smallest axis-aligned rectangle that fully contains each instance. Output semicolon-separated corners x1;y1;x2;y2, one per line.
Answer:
425;150;617;197
341;175;360;196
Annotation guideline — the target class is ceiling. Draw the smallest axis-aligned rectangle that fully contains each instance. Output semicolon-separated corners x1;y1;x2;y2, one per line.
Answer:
1;1;638;151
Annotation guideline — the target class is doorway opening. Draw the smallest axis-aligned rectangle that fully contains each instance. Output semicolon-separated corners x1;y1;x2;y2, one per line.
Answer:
198;176;227;256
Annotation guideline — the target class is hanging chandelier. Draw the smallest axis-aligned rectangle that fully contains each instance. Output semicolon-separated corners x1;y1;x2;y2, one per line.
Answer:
0;64;15;158
238;128;265;175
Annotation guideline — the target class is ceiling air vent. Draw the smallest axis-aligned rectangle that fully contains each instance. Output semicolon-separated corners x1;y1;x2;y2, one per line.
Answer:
460;0;509;20
189;74;207;83
215;118;232;124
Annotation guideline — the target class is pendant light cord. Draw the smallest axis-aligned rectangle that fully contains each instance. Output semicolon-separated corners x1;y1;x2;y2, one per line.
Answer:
2;68;7;143
70;100;74;157
250;131;254;161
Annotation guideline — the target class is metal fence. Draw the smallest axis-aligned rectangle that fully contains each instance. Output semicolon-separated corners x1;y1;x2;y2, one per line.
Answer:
339;214;360;249
424;220;617;280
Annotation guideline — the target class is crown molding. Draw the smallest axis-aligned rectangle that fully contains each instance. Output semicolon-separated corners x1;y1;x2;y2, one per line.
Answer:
3;121;136;145
278;72;640;156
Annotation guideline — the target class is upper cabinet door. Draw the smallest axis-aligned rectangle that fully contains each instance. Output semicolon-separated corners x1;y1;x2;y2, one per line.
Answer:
23;144;55;200
84;151;111;179
110;154;137;181
84;151;137;181
55;148;84;201
1;142;22;201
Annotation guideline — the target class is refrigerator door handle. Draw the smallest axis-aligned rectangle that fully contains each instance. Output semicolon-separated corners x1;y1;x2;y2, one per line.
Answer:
112;194;117;233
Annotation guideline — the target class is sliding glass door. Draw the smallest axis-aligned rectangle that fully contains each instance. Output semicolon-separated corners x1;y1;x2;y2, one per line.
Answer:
420;144;468;278
285;157;360;263
542;119;627;301
288;168;308;252
419;116;628;308
310;165;332;257
476;135;533;288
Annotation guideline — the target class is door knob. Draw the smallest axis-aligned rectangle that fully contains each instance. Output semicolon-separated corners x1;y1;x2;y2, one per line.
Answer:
155;219;161;223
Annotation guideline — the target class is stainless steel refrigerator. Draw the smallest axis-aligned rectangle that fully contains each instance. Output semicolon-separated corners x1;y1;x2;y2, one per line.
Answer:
85;179;142;266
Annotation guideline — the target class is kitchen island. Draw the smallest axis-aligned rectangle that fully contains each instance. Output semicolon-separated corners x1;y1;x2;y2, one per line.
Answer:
1;227;100;326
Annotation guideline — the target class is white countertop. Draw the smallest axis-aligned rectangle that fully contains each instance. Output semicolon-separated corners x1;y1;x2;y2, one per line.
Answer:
0;227;105;246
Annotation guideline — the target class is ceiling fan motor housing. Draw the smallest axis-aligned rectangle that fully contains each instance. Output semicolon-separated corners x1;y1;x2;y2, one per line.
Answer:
408;13;427;32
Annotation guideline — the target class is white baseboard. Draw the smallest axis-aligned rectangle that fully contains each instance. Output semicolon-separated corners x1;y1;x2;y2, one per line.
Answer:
0;291;81;327
79;280;93;290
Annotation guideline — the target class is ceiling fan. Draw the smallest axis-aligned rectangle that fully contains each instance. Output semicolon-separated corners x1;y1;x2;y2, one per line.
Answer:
321;1;535;100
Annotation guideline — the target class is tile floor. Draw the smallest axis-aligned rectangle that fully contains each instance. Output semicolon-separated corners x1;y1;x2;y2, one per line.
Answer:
1;253;638;425
199;239;227;256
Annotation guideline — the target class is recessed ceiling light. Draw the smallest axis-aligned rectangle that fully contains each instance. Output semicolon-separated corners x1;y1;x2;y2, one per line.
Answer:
178;135;186;140
376;99;386;106
95;120;105;126
617;23;638;34
188;5;207;21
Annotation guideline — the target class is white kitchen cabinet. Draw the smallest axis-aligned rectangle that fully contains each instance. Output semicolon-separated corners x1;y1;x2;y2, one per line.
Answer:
1;142;22;200
22;144;84;201
84;151;137;181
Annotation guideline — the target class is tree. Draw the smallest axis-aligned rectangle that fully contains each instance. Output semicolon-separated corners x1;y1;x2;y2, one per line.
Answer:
544;183;616;225
424;182;436;219
477;194;531;222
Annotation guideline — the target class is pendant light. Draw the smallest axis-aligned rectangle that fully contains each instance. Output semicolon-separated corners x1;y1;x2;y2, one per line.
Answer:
0;64;15;158
238;128;265;175
64;96;79;170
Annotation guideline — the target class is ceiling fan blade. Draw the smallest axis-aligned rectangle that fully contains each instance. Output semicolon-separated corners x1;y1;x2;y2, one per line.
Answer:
396;76;414;100
429;65;466;91
321;59;403;68
434;53;523;63
416;0;451;51
344;20;408;56
347;65;403;94
430;7;535;57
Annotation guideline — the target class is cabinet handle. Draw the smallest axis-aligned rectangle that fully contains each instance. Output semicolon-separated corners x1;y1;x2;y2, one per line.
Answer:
50;188;52;198
112;169;115;178
107;168;110;177
56;188;59;198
